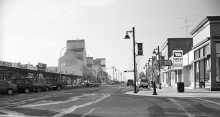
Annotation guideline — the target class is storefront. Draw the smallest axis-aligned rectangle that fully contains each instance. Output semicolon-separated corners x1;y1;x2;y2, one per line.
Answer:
192;42;211;88
190;16;220;91
0;60;83;85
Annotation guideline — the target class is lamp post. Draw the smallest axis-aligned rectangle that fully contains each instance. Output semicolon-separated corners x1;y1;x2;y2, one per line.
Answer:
153;46;162;89
124;27;138;93
150;55;157;95
148;58;153;84
60;47;66;82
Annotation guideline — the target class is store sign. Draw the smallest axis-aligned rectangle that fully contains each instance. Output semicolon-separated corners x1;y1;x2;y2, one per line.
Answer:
37;63;47;70
18;62;27;69
172;50;183;67
0;61;12;67
160;60;172;66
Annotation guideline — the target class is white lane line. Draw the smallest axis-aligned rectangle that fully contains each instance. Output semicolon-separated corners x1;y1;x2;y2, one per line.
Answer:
0;109;36;117
168;98;194;117
20;97;79;107
193;97;220;106
51;94;110;117
19;93;96;108
81;107;101;117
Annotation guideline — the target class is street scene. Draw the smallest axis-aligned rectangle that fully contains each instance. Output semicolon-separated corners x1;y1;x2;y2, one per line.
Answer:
1;0;220;117
1;84;220;117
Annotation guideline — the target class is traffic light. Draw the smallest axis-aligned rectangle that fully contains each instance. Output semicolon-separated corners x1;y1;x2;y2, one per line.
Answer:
137;43;143;55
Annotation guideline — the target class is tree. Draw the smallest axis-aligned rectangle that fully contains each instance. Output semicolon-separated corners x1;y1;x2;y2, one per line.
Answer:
129;48;143;80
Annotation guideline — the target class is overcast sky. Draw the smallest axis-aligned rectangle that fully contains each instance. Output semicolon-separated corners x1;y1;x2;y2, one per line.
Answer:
1;0;220;80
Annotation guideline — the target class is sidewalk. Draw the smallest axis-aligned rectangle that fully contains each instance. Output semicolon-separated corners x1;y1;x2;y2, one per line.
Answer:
125;86;220;97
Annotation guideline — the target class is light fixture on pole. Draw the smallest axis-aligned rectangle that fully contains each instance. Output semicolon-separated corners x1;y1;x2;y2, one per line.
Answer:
124;27;138;93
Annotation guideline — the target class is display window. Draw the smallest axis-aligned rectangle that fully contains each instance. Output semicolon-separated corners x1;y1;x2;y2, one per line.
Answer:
205;58;211;82
216;43;220;82
195;62;200;82
0;67;3;81
200;60;205;82
216;53;220;82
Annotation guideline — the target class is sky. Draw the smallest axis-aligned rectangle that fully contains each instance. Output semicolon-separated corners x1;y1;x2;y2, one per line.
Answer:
1;0;220;81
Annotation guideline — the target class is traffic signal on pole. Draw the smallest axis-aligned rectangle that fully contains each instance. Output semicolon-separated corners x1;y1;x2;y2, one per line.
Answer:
137;43;143;55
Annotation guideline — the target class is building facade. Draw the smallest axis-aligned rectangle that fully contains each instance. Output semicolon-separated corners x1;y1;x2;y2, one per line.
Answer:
160;38;193;87
190;16;220;91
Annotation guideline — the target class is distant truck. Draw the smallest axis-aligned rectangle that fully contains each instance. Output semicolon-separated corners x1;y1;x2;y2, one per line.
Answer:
85;81;101;87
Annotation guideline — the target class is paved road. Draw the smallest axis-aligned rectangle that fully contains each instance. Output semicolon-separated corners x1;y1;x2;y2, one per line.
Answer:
1;84;220;117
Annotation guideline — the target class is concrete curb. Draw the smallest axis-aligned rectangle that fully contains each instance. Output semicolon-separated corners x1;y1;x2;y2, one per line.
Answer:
125;87;220;97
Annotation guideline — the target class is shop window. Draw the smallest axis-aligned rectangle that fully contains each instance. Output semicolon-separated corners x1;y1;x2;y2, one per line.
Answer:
200;48;204;57
195;62;199;82
204;44;210;56
0;68;3;81
216;43;220;53
200;60;205;82
195;50;200;60
216;53;220;82
205;58;211;82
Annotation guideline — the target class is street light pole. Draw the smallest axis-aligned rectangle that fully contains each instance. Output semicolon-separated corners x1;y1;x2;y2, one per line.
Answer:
153;46;162;89
124;27;137;93
152;55;157;95
157;46;162;89
60;46;66;82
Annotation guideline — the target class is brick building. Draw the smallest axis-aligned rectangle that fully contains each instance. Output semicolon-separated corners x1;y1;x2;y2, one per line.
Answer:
160;38;193;87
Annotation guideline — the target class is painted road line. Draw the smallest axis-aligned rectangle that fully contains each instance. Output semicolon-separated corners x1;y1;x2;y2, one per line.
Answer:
81;107;101;117
193;97;220;106
51;94;110;117
168;98;194;117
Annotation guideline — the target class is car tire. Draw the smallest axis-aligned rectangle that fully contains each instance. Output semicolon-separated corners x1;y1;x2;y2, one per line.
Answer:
57;85;62;90
24;88;30;93
36;87;42;92
7;89;13;95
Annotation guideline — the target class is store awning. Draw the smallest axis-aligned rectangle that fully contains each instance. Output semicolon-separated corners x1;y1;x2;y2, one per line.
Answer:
168;67;183;72
162;67;183;73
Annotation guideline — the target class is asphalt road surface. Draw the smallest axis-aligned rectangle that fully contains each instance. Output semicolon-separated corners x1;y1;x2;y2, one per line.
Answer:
1;84;220;117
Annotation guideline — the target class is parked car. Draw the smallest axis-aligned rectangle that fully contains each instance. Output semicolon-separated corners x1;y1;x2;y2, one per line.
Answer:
8;78;34;93
29;78;47;92
86;81;101;87
139;79;149;88
0;81;18;95
109;81;115;85
8;78;47;93
127;79;134;86
45;79;66;90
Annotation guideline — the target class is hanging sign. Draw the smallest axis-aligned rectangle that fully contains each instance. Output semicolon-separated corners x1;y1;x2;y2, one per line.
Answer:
172;50;183;67
0;61;12;67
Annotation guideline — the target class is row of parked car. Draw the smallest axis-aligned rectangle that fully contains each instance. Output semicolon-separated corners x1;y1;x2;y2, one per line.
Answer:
0;78;66;95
